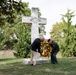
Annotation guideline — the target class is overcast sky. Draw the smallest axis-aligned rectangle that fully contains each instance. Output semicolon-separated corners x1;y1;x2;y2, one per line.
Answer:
22;0;76;38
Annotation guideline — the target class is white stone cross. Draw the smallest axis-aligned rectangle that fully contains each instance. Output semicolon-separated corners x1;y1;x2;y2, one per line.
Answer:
22;7;47;43
22;8;49;64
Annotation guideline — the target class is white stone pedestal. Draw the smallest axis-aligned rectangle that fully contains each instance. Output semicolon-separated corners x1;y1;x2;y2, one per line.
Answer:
23;57;50;64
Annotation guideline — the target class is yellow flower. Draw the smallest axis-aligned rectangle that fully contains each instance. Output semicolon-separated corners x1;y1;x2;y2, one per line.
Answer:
40;41;52;57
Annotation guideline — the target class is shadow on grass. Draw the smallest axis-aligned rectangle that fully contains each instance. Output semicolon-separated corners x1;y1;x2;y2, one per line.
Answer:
0;58;17;62
0;58;76;75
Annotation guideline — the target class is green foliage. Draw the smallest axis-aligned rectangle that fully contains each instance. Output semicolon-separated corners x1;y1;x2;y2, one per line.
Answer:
39;25;46;37
14;24;31;58
0;28;4;49
0;0;45;58
60;9;76;57
0;0;29;25
0;1;31;58
50;9;76;57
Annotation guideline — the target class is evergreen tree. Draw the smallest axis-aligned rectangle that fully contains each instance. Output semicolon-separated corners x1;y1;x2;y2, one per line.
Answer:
50;9;76;57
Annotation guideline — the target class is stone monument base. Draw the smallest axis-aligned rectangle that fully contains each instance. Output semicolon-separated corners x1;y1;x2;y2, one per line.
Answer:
23;57;50;64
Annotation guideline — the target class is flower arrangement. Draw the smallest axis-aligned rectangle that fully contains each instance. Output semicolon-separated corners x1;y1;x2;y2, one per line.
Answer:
40;41;52;57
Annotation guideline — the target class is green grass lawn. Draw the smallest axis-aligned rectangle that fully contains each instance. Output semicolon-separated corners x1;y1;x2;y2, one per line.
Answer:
0;56;76;75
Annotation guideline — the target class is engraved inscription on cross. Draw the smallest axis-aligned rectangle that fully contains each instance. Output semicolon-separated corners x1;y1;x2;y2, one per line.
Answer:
22;7;47;43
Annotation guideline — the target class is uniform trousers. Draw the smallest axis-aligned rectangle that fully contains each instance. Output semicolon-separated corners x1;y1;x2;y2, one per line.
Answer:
30;50;37;65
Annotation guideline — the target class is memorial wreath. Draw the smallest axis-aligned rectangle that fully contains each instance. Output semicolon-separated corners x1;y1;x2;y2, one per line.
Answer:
40;41;52;57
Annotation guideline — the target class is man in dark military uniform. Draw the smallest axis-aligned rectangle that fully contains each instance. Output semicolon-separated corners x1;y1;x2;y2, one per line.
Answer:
47;39;59;64
30;37;45;66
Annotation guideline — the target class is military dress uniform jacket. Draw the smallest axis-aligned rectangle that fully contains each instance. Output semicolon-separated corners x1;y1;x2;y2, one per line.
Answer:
50;41;59;53
30;38;41;53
